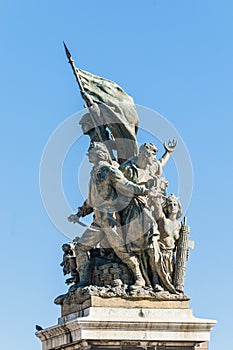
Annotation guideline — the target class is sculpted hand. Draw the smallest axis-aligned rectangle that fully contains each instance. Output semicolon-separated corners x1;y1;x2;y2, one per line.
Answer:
68;205;84;223
68;214;80;224
164;139;177;153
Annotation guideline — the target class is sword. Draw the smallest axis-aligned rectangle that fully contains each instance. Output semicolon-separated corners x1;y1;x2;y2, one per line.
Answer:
67;214;100;232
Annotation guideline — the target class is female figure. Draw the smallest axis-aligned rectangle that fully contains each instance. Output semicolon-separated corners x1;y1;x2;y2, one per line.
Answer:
153;194;182;286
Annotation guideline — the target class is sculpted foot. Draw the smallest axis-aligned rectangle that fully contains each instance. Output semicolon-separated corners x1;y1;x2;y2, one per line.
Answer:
154;284;164;292
133;274;146;287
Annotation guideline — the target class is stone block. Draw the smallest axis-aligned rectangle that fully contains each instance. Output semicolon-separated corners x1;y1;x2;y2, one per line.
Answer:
36;300;216;350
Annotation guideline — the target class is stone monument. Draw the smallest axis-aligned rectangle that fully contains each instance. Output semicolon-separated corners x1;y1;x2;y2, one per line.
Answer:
36;44;216;350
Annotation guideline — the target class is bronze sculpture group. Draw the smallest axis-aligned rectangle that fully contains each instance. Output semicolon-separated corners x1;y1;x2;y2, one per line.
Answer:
56;45;191;303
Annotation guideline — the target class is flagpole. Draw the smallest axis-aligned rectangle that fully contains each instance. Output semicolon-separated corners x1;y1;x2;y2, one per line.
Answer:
63;42;86;94
63;42;110;152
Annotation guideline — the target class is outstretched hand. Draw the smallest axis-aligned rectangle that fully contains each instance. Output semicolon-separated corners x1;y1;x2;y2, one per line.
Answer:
164;139;177;153
68;214;79;224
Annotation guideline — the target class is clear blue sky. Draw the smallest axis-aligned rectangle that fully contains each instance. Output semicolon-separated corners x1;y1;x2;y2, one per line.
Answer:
1;1;232;349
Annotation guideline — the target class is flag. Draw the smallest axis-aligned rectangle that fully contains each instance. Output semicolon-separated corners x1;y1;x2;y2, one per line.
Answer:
78;68;139;162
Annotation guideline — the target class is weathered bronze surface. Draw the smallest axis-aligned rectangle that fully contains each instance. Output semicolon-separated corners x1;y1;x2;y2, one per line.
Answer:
56;47;193;306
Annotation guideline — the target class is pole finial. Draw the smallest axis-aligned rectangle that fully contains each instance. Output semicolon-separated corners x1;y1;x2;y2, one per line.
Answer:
63;41;71;60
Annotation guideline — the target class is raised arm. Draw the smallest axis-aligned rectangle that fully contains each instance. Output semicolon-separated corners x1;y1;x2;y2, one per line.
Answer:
158;139;177;168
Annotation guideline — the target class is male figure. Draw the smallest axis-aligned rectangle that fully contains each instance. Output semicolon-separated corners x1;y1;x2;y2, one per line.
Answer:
68;142;150;288
120;141;177;196
119;143;163;291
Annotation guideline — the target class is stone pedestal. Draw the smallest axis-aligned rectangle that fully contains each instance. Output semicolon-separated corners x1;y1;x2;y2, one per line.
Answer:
36;296;216;350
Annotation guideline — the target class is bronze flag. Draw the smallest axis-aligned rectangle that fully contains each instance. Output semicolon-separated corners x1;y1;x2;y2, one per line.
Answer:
78;68;139;162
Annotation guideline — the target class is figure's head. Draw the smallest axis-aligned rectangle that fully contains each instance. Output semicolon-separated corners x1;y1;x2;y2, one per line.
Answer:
138;143;158;165
163;194;182;219
62;243;71;253
87;142;112;164
79;113;95;134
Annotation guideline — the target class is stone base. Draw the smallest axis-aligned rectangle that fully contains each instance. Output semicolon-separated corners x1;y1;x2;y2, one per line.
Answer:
58;289;190;317
36;297;216;350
